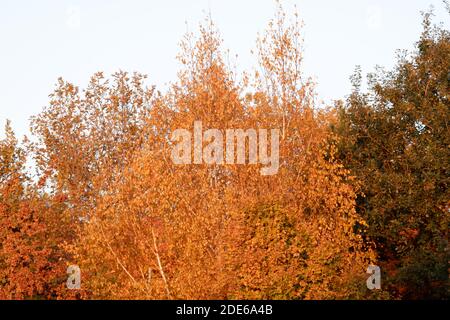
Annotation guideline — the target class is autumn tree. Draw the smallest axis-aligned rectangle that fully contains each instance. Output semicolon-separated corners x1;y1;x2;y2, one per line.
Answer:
30;71;156;219
72;5;377;300
0;121;71;299
228;4;377;299
335;12;449;299
72;17;245;299
27;72;158;299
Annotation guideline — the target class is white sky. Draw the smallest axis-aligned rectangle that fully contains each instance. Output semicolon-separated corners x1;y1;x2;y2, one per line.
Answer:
1;0;449;139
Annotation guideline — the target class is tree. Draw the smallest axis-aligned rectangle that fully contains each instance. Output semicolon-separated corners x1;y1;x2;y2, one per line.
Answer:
335;12;449;299
73;5;376;300
0;121;71;299
30;71;156;219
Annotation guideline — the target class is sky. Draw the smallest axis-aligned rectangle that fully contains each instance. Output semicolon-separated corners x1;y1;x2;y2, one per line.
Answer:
0;0;449;140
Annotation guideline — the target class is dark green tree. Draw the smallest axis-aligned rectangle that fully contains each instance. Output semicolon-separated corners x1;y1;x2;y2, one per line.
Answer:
335;12;449;299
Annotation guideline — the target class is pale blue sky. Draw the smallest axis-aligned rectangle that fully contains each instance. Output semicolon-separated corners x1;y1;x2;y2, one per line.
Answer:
1;0;449;139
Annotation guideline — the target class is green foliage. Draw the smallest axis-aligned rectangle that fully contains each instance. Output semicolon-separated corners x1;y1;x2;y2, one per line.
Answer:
335;12;450;299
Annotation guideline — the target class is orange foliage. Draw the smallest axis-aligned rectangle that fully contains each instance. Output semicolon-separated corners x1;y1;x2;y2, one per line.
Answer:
1;4;381;300
72;8;375;299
